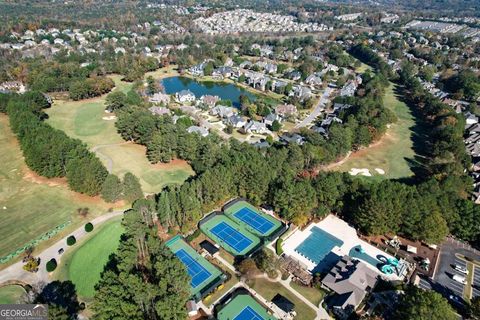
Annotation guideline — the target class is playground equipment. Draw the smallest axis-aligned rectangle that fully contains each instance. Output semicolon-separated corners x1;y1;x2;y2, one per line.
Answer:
381;264;394;275
387;257;399;266
385;236;401;250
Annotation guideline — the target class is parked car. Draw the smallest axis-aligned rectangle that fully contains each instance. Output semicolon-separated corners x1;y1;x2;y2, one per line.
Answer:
454;265;468;274
58;248;64;255
453;274;466;284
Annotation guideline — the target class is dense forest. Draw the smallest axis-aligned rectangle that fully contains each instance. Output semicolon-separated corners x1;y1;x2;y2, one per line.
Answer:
93;200;190;319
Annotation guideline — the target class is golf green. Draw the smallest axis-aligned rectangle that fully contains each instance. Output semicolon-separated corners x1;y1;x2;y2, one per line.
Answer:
56;218;124;298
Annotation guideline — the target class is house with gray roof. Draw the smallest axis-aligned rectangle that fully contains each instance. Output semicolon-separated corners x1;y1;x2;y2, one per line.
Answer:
322;256;378;319
187;126;209;137
243;120;270;134
225;114;247;128
210;105;236;118
175;90;196;103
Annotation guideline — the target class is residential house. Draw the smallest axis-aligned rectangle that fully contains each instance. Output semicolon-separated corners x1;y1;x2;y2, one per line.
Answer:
333;103;353;114
225;114;247;128
322;114;343;127
264;63;277;74
187;126;209;137
175;90;196;103
149;93;170;105
291;85;312;101
322;256;378;320
212;66;234;78
148;106;171;116
0;81;26;93
288;70;302;81
305;74;323;87
263;113;282;126
210;105;236;118
200;95;219;108
275;104;297;117
465;112;479;125
280;133;305;145
189;62;206;76
340;81;357;97
272;80;288;93
243;120;270;134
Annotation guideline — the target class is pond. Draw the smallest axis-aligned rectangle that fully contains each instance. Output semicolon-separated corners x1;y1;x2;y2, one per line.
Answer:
161;76;256;107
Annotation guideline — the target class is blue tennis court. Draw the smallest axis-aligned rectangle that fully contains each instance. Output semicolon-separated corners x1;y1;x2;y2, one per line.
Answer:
233;207;274;235
234;306;264;320
175;249;211;288
210;222;253;253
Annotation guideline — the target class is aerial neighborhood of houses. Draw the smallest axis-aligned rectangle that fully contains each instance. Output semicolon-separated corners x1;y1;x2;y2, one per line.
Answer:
1;3;480;320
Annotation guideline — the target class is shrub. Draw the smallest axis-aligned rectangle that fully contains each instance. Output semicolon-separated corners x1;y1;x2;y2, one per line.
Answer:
46;258;57;272
66;235;76;246
84;222;94;232
276;238;284;255
186;229;201;242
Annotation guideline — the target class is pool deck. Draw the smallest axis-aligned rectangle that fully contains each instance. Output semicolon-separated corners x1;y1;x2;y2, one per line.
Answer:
282;215;403;280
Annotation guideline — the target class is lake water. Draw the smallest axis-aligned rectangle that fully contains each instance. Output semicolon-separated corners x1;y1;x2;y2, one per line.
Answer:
161;76;256;107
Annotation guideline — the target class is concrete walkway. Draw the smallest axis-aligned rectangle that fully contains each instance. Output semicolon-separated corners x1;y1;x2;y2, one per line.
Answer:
0;210;124;287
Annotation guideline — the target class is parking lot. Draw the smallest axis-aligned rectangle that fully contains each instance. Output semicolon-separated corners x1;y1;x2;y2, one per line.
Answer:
473;265;480;298
448;257;466;297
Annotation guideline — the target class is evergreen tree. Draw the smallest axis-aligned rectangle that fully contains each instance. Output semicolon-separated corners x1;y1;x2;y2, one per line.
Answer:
93;208;190;319
101;174;123;203
393;286;456;320
123;172;143;202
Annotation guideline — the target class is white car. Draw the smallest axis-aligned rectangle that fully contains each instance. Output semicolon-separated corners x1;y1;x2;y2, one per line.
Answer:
454;265;468;274
452;274;466;284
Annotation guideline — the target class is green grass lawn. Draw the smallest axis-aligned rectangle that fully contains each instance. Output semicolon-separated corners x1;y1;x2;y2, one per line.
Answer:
46;74;194;194
250;278;317;320
332;83;420;180
0;285;26;304
0;115;116;262
290;282;325;306
55;217;124;299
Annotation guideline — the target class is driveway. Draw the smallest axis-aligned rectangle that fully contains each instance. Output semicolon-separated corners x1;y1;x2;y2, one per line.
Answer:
0;210;124;287
295;87;333;129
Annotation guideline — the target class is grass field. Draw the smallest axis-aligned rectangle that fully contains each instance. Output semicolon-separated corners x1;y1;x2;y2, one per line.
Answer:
0;285;26;304
332;83;419;180
290;282;325;306
250;278;317;320
0;115;118;262
54;217;124;299
46;74;194;193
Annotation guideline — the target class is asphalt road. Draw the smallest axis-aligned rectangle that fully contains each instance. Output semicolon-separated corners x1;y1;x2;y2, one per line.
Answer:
295;87;333;129
0;210;124;287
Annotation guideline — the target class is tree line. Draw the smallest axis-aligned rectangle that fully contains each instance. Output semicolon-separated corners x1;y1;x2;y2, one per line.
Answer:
4;92;109;195
93;200;190;319
2;91;144;202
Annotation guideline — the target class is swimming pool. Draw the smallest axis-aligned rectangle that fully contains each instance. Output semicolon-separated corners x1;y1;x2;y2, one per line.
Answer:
349;245;387;269
295;227;344;264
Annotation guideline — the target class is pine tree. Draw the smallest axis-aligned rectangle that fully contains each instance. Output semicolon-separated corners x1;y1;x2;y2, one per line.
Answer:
123;172;143;202
93;208;190;319
101;174;123;203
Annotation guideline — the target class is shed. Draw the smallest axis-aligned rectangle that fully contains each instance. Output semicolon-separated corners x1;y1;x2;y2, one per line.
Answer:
200;240;219;256
272;294;295;313
406;245;417;254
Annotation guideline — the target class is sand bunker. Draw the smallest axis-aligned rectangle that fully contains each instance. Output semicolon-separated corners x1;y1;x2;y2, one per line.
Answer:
348;168;372;176
102;116;117;121
375;168;386;175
